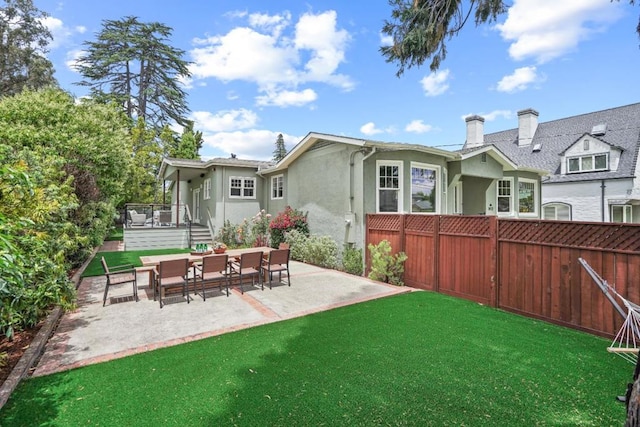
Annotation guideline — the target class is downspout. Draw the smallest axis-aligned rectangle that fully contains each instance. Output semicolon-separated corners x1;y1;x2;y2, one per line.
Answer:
601;179;606;222
348;147;375;212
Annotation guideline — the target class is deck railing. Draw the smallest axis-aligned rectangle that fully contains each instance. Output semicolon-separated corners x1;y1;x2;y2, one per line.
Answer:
123;203;189;229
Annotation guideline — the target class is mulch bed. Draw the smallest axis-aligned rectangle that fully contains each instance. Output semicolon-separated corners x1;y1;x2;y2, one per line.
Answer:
0;324;42;385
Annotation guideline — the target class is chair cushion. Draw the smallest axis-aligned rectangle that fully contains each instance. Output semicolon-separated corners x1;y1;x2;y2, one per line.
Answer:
159;276;186;286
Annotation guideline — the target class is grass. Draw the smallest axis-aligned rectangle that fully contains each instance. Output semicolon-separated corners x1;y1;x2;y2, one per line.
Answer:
0;292;630;426
105;225;123;241
83;248;192;278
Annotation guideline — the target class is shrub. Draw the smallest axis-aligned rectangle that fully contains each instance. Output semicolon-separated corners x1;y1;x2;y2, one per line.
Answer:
216;220;238;247
342;245;363;276
284;230;338;269
368;240;408;286
270;206;309;248
249;209;271;247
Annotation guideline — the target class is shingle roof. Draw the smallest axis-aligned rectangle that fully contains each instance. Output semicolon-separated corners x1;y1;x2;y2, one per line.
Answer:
464;103;640;184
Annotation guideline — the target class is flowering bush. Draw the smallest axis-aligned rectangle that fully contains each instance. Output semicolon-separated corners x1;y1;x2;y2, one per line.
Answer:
250;209;271;247
270;206;309;248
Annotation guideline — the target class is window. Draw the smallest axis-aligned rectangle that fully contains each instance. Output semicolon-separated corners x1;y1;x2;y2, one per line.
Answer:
410;162;439;213
611;205;633;223
567;153;608;173
377;161;402;213
271;175;283;199
497;179;513;215
203;178;211;200
229;177;255;199
543;203;571;220
453;182;463;214
518;178;538;216
583;140;590;150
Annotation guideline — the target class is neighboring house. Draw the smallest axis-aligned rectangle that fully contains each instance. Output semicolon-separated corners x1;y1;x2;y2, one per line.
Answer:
158;132;545;251
462;103;640;223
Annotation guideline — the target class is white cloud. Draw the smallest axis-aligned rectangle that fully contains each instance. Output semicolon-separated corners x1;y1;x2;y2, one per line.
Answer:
255;88;317;107
65;49;84;72
379;33;393;47
189;10;353;107
463;110;513;122
496;66;544;93
420;69;450;97
41;16;84;49
360;122;384;136
405;120;433;133
496;0;622;63
191;109;259;132
202;129;300;161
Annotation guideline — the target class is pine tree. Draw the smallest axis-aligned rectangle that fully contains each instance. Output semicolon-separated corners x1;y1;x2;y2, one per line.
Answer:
273;133;287;162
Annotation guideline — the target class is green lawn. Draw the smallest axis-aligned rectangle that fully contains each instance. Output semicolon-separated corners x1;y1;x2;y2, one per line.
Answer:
0;292;630;426
83;248;192;277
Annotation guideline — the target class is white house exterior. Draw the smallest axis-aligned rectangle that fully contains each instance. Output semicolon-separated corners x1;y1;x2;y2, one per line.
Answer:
462;103;640;223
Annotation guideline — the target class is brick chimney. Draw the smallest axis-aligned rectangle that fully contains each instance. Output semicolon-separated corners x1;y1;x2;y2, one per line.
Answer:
465;115;484;148
517;108;538;147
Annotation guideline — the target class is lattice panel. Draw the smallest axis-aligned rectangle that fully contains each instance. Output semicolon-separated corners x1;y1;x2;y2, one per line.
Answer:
440;215;491;236
404;215;435;233
367;214;401;231
499;220;640;251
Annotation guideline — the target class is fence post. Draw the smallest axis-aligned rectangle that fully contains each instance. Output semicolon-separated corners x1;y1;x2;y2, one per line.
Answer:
489;216;498;308
434;215;440;293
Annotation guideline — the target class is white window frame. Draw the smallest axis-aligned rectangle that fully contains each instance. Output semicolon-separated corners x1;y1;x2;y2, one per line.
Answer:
376;160;403;213
542;203;571;220
203;178;211;200
517;178;538;217
453;182;463;214
271;174;284;200
611;204;633;223
567;153;609;173
496;178;513;216
229;176;256;199
410;161;440;214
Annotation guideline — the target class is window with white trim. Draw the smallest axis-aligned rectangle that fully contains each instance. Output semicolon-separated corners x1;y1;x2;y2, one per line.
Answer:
611;205;633;223
377;161;402;213
518;178;538;216
229;177;255;199
497;178;513;215
271;175;283;199
410;162;439;213
543;203;571;220
567;153;608;173
203;178;211;200
453;182;463;214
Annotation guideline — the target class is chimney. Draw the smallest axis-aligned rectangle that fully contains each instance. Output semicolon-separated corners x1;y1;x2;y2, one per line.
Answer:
517;108;538;147
465;115;485;148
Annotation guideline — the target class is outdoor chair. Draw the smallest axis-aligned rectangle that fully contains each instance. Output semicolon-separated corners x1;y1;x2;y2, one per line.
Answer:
261;248;291;289
100;257;138;306
229;251;263;293
154;258;190;308
194;254;230;300
128;209;147;227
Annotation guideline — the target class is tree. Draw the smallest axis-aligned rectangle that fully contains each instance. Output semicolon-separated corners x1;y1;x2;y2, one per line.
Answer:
0;0;57;96
273;133;287;162
75;16;191;130
162;120;203;160
381;0;640;76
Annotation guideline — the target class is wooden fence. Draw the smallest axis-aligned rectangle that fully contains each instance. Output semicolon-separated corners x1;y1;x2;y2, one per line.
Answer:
365;214;640;338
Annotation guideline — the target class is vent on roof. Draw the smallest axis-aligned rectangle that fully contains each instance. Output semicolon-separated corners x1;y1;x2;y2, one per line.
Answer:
591;123;607;136
532;143;542;152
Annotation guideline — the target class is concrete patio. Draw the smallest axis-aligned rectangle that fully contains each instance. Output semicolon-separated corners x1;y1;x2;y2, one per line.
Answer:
33;260;412;377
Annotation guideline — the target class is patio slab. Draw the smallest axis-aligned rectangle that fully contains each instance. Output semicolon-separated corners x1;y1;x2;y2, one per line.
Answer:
33;261;411;377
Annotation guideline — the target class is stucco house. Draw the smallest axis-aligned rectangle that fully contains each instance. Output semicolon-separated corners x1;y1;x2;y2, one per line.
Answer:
153;132;545;252
462;103;640;223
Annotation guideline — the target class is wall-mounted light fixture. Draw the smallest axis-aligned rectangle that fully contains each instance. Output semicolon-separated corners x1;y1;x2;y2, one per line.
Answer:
187;179;192;184
200;173;205;178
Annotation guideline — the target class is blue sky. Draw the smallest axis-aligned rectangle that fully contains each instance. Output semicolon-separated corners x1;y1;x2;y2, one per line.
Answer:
35;0;640;161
